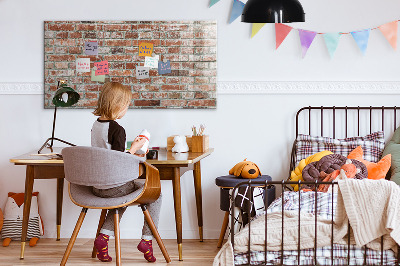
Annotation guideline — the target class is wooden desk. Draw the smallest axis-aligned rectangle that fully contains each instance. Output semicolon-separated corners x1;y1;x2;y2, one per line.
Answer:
10;147;213;261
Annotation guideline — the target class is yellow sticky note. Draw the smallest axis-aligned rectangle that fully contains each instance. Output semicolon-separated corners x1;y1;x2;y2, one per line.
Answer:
139;42;154;57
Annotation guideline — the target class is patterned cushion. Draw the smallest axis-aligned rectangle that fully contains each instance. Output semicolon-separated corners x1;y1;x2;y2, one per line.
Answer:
294;131;385;166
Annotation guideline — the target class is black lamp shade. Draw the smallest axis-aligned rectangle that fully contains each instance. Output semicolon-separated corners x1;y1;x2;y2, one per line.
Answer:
241;0;305;23
52;86;80;107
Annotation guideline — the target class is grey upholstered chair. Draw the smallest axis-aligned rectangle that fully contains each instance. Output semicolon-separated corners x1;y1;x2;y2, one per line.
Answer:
60;146;171;265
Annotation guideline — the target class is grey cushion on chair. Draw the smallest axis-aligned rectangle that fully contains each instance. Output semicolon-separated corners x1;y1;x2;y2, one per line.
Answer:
62;146;145;189
69;180;145;208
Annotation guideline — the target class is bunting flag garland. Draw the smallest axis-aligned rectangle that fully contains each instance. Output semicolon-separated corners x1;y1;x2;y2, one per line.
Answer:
323;33;341;58
298;29;317;58
351;29;370;55
275;23;293;49
209;0;220;7
251;23;266;38
378;21;398;50
229;0;245;24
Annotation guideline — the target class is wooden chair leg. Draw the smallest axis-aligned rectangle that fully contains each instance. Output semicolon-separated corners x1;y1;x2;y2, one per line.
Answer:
114;210;121;266
141;205;171;263
92;209;108;258
217;211;230;248
60;208;88;266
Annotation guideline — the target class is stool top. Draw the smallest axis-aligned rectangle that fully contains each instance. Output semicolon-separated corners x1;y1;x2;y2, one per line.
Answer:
215;175;272;188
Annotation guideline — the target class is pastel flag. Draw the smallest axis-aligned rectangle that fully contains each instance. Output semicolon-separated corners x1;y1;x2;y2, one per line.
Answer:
351;29;370;55
298;29;317;58
251;23;266;38
323;33;341;58
378;21;397;50
275;23;293;49
209;0;220;7
229;0;245;24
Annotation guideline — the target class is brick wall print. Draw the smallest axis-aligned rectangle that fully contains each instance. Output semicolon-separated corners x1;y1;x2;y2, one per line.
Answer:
44;21;217;109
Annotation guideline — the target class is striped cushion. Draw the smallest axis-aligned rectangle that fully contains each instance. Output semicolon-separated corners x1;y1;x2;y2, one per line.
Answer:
1;217;41;240
295;131;385;166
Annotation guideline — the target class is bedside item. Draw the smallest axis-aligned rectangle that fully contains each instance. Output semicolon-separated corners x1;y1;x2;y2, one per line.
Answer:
241;0;305;23
1;192;43;248
191;135;209;152
38;80;80;154
229;159;261;179
136;129;150;155
172;135;189;153
215;175;275;248
167;135;192;151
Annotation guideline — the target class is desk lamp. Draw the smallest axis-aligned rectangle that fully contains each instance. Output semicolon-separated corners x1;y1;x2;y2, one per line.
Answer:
241;0;305;23
38;80;80;154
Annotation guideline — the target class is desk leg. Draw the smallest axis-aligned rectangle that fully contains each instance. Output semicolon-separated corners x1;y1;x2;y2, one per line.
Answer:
193;161;203;242
20;165;35;259
172;167;183;261
56;178;64;241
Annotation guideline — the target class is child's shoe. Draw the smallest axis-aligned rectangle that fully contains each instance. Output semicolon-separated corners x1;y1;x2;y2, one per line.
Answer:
94;233;112;262
137;239;156;262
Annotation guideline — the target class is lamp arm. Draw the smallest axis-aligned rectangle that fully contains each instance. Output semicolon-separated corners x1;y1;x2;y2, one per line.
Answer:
50;106;57;148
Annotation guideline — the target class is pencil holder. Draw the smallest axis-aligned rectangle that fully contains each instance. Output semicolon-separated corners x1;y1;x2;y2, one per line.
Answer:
191;135;209;153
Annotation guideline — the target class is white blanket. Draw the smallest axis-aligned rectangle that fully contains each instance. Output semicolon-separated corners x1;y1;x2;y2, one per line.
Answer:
213;179;400;266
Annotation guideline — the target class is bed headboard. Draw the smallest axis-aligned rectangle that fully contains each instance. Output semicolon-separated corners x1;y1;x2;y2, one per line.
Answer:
290;106;400;179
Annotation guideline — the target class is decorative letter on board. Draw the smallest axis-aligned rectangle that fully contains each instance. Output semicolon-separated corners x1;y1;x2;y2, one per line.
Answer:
94;60;109;76
139;42;154;57
76;58;90;72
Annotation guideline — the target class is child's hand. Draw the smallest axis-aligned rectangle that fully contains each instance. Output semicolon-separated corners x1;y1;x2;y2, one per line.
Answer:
134;148;149;157
128;137;147;155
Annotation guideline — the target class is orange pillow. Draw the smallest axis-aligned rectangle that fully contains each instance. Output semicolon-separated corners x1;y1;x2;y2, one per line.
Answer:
347;146;391;180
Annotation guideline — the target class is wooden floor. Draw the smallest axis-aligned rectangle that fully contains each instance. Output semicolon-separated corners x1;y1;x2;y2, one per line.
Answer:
0;239;221;265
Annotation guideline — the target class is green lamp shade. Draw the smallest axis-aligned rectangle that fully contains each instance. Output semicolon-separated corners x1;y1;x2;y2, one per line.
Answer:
52;86;80;107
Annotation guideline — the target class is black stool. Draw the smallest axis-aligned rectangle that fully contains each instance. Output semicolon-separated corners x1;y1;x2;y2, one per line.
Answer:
215;175;275;248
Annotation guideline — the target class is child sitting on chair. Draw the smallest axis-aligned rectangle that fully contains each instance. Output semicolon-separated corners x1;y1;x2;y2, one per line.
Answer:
91;82;162;263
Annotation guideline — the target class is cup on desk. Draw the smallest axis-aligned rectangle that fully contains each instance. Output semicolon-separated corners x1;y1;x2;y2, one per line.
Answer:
146;150;158;160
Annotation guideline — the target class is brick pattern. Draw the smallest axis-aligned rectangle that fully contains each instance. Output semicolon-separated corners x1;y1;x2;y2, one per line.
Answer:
44;21;217;109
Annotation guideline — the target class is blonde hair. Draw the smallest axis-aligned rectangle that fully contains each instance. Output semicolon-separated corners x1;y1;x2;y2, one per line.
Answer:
93;82;132;120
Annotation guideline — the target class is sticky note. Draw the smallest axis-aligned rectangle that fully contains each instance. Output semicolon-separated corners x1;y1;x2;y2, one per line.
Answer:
76;58;90;73
94;60;109;76
144;56;159;68
84;41;98;55
158;60;171;75
139;42;154;57
136;66;150;79
91;69;105;82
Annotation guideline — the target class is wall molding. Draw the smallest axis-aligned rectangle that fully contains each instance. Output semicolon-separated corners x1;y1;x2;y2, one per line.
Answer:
1;81;400;95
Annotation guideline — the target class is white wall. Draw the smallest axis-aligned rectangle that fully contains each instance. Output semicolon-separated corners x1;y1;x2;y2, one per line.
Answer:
1;0;400;239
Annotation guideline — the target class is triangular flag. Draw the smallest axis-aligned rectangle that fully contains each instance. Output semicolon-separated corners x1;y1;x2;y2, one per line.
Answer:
275;23;293;49
323;33;341;58
351;29;370;55
209;0;220;7
251;23;266;38
229;0;245;24
378;21;397;50
298;29;317;58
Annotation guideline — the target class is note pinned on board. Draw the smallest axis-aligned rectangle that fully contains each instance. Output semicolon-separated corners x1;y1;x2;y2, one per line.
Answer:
136;66;150;79
91;68;105;82
76;58;90;72
94;60;109;76
84;41;98;55
139;42;154;57
144;56;159;68
158;60;171;75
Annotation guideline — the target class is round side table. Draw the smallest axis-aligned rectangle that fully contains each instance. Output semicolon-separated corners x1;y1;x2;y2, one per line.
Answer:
215;175;275;248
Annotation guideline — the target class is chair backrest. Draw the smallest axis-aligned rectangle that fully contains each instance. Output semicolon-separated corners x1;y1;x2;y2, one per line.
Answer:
62;146;145;188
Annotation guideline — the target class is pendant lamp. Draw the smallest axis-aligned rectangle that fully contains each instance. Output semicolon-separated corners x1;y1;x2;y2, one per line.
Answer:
241;0;305;23
38;80;80;154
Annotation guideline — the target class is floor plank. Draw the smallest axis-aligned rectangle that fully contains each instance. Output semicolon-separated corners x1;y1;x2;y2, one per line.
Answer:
0;239;221;265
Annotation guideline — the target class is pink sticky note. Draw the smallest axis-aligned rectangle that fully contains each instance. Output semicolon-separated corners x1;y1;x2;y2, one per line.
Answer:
94;60;109;76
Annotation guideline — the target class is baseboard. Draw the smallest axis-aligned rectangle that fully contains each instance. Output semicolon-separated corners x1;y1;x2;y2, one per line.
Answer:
1;81;400;95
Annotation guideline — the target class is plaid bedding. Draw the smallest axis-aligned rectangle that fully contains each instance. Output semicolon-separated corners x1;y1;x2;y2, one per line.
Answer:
294;131;385;166
234;191;397;265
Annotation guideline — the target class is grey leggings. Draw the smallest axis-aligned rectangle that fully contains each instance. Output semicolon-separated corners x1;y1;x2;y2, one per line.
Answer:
92;179;162;240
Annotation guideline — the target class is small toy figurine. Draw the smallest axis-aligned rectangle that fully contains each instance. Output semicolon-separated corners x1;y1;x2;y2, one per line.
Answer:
172;135;189;153
229;159;261;179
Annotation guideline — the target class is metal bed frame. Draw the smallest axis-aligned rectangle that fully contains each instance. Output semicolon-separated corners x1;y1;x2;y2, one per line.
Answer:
230;106;400;266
